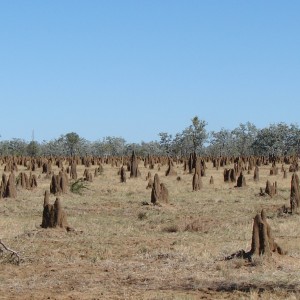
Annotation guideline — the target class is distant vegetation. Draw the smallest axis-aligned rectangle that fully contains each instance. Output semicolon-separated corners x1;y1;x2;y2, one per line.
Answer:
1;117;299;157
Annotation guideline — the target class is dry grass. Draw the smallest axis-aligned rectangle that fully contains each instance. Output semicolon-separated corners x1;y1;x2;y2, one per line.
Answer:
0;159;300;299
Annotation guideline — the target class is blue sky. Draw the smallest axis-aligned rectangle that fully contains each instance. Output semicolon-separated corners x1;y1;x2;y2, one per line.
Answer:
1;1;299;142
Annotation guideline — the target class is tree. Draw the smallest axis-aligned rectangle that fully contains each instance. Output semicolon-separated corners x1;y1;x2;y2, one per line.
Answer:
103;136;126;156
158;132;173;155
7;139;27;156
231;122;257;156
209;128;233;156
65;132;80;156
40;137;66;156
287;124;300;155
139;141;161;156
252;123;298;156
182;116;208;153
27;141;40;157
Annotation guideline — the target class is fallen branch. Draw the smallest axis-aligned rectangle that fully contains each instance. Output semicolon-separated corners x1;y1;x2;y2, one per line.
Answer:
0;239;20;265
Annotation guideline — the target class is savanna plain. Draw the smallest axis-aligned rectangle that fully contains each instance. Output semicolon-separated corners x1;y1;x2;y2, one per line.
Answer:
0;157;300;300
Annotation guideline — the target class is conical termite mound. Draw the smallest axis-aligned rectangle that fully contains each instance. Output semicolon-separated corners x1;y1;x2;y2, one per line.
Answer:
41;193;73;231
165;158;177;176
4;172;17;198
225;209;285;261
151;173;169;205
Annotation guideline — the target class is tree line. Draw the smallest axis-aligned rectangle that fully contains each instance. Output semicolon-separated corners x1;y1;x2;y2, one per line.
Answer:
1;117;299;157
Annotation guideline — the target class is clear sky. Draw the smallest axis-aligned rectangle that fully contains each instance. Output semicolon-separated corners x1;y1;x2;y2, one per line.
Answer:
1;1;299;143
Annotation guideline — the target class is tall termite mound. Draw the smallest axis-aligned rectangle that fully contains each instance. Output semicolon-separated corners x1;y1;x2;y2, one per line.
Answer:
290;173;300;213
226;209;285;261
253;166;259;182
192;172;203;191
42;160;52;178
120;166;126;183
192;155;204;191
249;210;284;257
151;173;169;205
41;192;73;231
0;174;7;198
70;161;77;180
130;151;141;178
3;172;17;198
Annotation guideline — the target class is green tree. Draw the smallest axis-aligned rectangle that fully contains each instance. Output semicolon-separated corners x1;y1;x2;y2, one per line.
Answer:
231;122;257;156
158;132;173;155
182;116;208;153
27;141;40;157
209;128;233;156
252;123;297;156
65;132;80;156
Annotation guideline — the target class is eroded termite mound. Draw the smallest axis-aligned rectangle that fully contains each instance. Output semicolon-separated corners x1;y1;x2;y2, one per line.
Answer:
265;180;277;197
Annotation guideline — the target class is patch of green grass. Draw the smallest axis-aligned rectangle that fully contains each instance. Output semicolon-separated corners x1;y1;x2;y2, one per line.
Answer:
70;179;89;195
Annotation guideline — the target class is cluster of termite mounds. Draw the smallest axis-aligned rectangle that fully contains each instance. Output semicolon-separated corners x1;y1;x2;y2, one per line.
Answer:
41;190;73;231
151;173;169;205
50;171;69;195
17;172;37;190
184;153;205;191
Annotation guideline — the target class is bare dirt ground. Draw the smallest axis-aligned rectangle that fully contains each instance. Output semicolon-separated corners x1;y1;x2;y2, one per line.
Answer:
0;159;300;299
